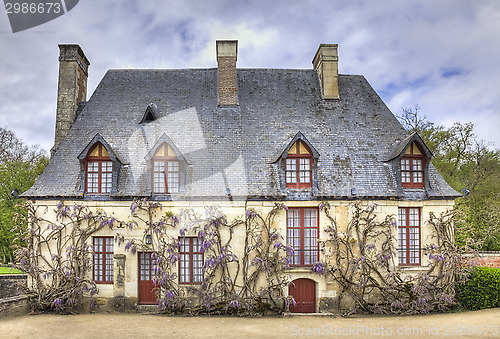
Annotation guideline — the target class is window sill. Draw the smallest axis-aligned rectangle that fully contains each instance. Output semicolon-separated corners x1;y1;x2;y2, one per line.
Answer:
179;282;202;285
399;265;423;271
287;267;313;273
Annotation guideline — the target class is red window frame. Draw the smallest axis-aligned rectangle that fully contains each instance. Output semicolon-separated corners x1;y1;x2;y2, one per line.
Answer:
401;143;425;188
85;143;112;193
93;237;114;284
285;141;313;189
287;208;319;267
179;237;203;284
398;207;421;266
152;143;180;194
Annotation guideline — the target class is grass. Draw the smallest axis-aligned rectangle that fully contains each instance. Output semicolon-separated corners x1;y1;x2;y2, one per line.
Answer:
0;266;23;274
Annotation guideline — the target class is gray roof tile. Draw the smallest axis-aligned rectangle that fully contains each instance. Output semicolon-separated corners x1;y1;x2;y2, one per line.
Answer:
24;68;460;199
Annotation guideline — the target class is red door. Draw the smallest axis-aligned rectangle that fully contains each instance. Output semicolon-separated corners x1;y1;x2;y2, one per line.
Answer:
289;278;316;313
138;252;157;304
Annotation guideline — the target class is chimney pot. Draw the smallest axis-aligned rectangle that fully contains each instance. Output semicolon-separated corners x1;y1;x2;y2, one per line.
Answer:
312;44;339;100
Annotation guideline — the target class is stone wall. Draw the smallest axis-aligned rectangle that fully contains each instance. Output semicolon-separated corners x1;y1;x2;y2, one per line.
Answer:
0;296;30;318
0;275;26;299
0;275;29;318
476;252;500;268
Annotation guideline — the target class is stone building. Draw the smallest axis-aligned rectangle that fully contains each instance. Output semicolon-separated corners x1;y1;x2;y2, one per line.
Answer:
23;41;459;313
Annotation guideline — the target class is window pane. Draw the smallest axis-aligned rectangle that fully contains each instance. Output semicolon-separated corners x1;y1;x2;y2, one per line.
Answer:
154;161;165;172
299;158;310;171
409;208;419;227
167;172;179;193
167;161;179;172
287;208;318;266
401;172;411;183
101;172;112;193
153;172;165;193
179;238;203;283
398;208;420;265
287;209;300;227
401;159;410;171
412;159;422;171
299;171;310;183
105;253;113;281
88;162;99;172
94;237;113;282
102;161;112;172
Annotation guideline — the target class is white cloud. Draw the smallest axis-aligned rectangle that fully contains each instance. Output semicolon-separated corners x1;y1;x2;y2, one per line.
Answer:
0;0;499;152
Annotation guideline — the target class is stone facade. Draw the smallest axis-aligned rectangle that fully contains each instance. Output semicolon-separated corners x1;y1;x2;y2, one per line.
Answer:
30;199;455;312
24;40;460;313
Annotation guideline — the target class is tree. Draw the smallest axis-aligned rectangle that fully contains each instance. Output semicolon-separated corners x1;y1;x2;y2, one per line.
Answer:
398;107;500;250
0;127;48;263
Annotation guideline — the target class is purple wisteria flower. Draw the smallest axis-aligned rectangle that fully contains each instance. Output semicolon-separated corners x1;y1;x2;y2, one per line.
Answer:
313;262;326;275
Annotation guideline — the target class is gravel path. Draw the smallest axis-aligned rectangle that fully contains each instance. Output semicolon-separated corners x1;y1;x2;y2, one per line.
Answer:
0;308;499;338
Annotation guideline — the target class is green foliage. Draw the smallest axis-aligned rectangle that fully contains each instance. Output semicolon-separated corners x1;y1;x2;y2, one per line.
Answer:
0;127;48;263
399;107;500;250
455;266;500;310
0;266;22;274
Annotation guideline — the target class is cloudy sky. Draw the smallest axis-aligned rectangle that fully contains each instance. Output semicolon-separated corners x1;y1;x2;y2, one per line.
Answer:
0;0;499;153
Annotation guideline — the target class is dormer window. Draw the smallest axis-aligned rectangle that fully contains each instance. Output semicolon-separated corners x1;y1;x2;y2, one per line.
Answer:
152;143;179;194
85;142;112;193
286;140;313;189
401;142;425;188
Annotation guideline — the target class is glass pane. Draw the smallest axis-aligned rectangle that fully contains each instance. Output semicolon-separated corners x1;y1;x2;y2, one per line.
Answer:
412;159;422;171
88;162;99;172
287;209;300;227
101;172;112;193
102;161;112;172
153;161;165;172
167;161;179;172
105;253;113;281
153;172;165;193
299;158;310;170
401;159;410;171
180;254;190;283
286;170;296;183
398;208;406;227
299;171;310;183
286;159;296;171
94;237;103;252
167;172;179;193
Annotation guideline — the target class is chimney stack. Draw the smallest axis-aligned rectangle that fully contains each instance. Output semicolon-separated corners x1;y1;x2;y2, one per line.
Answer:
312;44;339;100
216;40;238;106
52;44;90;156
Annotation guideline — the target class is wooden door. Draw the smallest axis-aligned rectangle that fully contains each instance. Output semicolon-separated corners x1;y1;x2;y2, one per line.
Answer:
289;278;315;313
138;252;156;304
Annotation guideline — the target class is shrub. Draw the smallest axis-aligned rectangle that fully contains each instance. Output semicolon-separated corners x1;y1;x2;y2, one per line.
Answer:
455;266;500;310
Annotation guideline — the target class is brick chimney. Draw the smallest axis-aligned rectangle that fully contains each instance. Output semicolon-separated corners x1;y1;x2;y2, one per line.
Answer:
51;44;90;156
312;44;339;100
216;40;238;106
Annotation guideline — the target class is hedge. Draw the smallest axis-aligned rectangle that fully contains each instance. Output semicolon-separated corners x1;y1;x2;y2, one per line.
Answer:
455;266;500;310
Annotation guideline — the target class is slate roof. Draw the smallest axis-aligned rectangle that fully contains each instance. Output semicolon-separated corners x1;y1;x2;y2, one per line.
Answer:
24;68;460;200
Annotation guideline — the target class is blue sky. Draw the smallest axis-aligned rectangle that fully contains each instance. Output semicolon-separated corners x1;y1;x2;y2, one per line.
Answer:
0;0;499;152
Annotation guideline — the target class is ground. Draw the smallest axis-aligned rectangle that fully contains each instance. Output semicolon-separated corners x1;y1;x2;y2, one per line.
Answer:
0;308;499;338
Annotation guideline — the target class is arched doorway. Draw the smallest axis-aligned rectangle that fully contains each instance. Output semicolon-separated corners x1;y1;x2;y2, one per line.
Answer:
289;278;316;313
